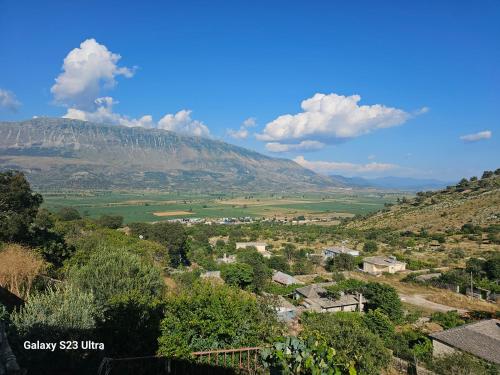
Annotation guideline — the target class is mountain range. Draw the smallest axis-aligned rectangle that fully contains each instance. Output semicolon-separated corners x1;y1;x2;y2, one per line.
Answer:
331;175;454;191
0;118;340;192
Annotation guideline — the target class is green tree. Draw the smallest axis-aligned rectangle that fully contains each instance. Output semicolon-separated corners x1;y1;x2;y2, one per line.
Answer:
363;309;394;344
220;263;254;289
157;281;282;358
68;246;164;309
363;282;403;323
57;207;82;221
237;248;272;292
431;352;493;375
326;253;355;271
96;214;124;229
362;241;378;253
301;312;390;375
0;170;43;242
267;255;290;273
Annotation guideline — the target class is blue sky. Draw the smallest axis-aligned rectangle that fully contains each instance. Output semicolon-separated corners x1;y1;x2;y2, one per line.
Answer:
1;0;498;180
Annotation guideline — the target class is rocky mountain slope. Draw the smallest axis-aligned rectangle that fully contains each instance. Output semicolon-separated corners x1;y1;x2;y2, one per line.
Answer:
0;118;340;192
347;172;500;232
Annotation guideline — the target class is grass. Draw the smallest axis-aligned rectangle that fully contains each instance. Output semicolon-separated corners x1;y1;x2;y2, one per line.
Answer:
40;190;398;223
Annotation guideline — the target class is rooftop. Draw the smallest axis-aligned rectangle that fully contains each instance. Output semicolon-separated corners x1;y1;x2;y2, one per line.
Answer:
295;282;335;299
430;319;500;364
363;256;406;266
272;271;303;286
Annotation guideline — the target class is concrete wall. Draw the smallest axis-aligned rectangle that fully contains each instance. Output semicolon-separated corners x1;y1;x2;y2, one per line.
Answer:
432;340;457;357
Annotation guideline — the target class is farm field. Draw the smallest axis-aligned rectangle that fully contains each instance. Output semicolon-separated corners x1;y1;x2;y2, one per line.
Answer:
40;190;400;223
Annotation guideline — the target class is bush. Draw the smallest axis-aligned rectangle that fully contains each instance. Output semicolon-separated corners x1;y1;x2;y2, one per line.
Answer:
431;352;494;375
57;207;82;221
363;309;394;344
220;263;254;289
96;214;123;229
325;253;355;271
363;240;378;253
301;312;390;375
68;246;164;309
430;311;465;329
363;282;403;323
158;281;282;358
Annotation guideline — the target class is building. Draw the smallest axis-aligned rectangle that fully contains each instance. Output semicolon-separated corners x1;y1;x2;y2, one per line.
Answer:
216;253;237;264
235;241;267;253
363;256;406;274
294;282;364;312
429;319;500;365
272;271;304;286
323;246;359;259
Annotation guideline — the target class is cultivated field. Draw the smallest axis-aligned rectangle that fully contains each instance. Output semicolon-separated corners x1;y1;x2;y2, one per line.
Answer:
40;190;400;223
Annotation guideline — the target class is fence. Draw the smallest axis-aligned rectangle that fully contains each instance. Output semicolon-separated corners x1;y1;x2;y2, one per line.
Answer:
97;347;264;375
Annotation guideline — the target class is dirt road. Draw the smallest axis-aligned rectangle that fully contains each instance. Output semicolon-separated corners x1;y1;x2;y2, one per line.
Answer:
399;293;468;313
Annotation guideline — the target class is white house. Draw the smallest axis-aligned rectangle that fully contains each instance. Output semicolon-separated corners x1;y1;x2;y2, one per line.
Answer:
236;242;268;253
323;246;359;259
363;256;406;274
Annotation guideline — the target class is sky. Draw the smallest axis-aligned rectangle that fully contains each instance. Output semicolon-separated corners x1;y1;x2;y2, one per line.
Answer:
0;0;499;181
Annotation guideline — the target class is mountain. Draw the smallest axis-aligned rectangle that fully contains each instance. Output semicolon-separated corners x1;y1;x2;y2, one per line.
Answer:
331;175;453;191
0;118;341;192
347;173;500;232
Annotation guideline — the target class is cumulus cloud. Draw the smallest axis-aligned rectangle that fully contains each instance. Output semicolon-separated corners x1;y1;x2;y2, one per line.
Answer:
158;110;210;137
459;130;492;142
293;155;398;175
266;140;325;153
227;117;257;139
63;97;154;128
257;93;420;145
0;88;21;111
51;39;134;110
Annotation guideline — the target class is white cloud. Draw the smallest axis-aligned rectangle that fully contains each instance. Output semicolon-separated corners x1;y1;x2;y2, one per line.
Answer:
158;110;210;137
0;88;21;111
367;154;376;160
51;39;134;110
293;155;398;175
63;97;154;128
459;130;492;142
227;117;257;139
257;93;420;144
266;140;325;153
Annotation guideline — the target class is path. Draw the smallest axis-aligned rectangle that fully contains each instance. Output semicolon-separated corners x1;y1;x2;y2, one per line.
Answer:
399;293;468;313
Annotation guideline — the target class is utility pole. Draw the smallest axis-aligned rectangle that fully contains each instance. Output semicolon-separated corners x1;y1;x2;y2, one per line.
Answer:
470;271;473;298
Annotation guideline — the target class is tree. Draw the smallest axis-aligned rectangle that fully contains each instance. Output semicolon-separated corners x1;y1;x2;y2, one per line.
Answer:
363;309;394;344
363;282;403;323
237;248;272;292
484;255;500;280
129;222;189;267
481;170;493;179
326;253;355;271
220;263;254;289
267;255;290;273
301;312;390;375
57;207;82;221
0;170;42;242
157;281;282;358
96;214;123;229
68;246;164;309
363;241;378;253
283;243;296;262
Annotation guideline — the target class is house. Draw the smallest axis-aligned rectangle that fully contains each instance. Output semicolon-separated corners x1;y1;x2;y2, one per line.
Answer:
363;256;406;274
235;241;268;253
323;246;359;259
294;283;364;312
429;319;500;365
294;282;336;300
272;271;304;286
301;293;364;313
216;253;236;264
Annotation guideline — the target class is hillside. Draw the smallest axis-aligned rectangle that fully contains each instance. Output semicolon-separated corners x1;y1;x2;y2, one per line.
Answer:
0;118;340;192
348;172;500;232
331;175;453;191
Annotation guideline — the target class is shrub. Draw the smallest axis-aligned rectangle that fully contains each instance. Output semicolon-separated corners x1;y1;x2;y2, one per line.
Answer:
220;263;254;289
363;240;378;253
363;282;403;323
158;281;282;358
430;311;465;329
